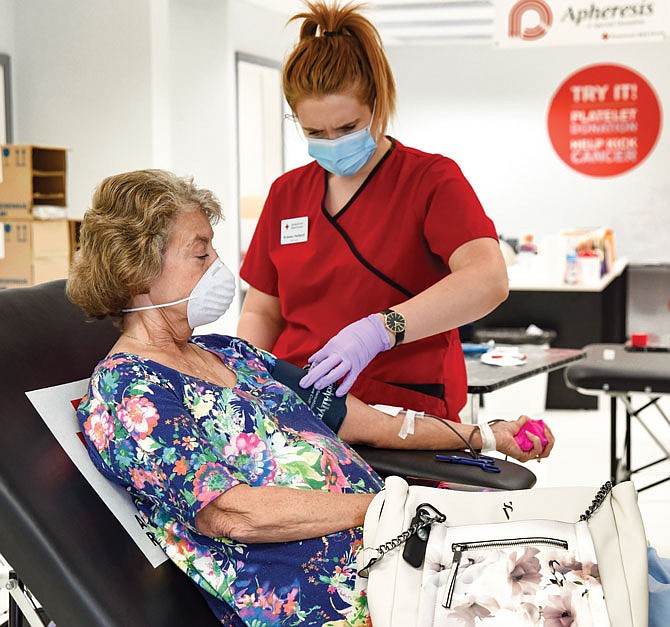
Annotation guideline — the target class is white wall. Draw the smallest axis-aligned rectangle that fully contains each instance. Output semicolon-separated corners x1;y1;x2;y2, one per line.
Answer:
206;0;297;334
0;0;14;56
7;0;295;333
387;41;670;264
162;0;234;265
228;0;296;61
0;0;14;146
0;0;16;142
11;1;668;302
13;0;154;217
156;0;238;334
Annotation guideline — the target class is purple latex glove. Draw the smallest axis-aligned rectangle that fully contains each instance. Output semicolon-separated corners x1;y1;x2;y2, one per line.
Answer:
514;419;549;452
299;314;392;396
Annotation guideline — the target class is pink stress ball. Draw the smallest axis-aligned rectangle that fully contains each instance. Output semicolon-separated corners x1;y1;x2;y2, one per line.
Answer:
514;419;548;452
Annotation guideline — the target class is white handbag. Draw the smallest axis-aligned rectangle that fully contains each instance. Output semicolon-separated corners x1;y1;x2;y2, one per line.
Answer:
358;477;648;627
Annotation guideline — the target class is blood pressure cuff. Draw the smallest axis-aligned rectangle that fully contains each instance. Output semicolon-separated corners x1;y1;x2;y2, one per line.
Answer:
272;358;348;433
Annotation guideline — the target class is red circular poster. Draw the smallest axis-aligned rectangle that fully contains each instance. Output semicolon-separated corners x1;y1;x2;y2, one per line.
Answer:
547;64;661;177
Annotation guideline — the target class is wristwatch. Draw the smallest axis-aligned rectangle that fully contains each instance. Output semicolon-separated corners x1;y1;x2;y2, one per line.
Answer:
380;309;406;348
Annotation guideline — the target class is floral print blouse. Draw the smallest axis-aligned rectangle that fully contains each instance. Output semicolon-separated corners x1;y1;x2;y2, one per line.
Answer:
77;334;383;626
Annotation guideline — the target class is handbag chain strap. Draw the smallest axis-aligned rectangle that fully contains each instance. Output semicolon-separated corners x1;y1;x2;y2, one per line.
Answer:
359;481;615;578
358;503;446;578
579;480;613;521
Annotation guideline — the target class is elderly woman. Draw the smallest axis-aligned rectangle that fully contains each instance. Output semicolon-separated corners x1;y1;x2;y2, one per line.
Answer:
68;169;553;627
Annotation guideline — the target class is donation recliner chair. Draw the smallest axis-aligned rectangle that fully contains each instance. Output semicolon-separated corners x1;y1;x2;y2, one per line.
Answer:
0;280;535;627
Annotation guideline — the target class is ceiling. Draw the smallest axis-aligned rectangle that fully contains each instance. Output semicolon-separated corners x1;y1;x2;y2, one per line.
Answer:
243;0;495;46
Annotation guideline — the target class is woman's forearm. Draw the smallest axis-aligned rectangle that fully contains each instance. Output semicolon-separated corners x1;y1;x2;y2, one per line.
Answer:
388;238;508;345
196;484;375;542
339;396;480;450
237;311;283;351
236;287;285;351
339;397;553;463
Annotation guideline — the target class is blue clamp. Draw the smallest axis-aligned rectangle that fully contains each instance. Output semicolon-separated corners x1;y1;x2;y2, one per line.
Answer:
434;454;501;473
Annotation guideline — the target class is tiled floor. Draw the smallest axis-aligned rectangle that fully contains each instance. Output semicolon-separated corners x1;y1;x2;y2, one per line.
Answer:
1;389;668;621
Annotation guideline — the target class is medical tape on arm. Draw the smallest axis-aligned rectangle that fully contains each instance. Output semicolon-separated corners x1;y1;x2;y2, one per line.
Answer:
370;405;423;440
477;421;497;453
398;409;424;439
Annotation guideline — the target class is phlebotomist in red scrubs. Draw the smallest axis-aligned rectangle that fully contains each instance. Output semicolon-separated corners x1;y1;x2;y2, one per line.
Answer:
238;1;509;422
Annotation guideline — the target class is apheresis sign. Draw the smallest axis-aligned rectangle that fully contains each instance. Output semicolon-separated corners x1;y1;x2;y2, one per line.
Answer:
494;1;668;46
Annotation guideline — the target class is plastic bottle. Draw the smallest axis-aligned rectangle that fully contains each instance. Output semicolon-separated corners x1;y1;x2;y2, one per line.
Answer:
516;234;538;278
564;252;581;285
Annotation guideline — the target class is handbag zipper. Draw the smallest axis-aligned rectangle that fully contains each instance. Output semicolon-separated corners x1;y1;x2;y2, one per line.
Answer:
442;536;569;609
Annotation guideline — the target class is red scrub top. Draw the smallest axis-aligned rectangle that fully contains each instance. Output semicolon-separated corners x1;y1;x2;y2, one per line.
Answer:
240;139;498;420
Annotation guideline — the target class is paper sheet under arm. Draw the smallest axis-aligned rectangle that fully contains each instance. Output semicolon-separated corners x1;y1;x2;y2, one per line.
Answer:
26;379;167;567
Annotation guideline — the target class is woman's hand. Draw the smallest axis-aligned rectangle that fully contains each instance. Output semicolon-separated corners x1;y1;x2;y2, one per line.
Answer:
299;314;391;396
491;415;555;463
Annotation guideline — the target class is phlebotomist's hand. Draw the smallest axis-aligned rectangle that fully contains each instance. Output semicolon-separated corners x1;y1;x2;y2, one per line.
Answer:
299;315;392;397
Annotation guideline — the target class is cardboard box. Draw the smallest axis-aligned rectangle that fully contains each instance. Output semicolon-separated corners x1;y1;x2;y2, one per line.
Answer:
0;219;70;288
0;145;67;220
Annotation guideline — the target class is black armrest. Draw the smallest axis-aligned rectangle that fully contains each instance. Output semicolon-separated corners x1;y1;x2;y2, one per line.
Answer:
0;281;219;627
354;447;536;490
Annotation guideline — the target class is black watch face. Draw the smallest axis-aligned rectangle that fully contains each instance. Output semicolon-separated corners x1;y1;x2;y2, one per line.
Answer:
385;311;406;333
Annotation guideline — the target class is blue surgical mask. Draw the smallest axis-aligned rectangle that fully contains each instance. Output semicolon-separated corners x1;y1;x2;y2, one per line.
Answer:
306;114;377;178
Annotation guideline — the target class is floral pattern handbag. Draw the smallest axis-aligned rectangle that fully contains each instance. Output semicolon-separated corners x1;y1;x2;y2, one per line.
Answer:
357;477;648;627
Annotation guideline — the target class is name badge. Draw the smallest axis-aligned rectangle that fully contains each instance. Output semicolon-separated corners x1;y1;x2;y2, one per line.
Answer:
280;216;308;245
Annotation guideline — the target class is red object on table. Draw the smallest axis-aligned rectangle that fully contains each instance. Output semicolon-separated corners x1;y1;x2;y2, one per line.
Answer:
631;333;648;348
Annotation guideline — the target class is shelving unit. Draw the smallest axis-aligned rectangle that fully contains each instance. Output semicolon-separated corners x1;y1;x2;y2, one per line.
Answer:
0;145;70;287
0;145;67;219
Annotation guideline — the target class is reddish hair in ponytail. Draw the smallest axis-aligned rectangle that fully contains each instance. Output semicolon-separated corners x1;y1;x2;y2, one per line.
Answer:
283;1;396;135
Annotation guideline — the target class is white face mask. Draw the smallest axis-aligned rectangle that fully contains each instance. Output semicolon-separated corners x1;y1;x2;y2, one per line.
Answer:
122;258;236;328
